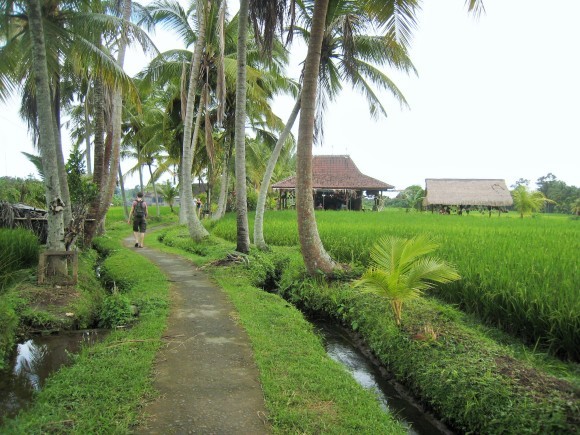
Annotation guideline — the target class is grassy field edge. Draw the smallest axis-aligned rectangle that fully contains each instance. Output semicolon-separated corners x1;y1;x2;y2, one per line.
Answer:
1;226;170;433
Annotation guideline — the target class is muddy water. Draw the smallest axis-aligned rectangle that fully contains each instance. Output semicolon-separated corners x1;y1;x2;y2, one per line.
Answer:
313;319;453;435
0;330;105;424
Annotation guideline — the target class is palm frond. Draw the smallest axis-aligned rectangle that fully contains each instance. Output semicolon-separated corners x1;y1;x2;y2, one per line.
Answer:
147;0;197;47
405;257;460;292
363;0;419;49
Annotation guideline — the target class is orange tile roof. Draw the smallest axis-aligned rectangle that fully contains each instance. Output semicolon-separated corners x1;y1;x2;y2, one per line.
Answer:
272;155;394;191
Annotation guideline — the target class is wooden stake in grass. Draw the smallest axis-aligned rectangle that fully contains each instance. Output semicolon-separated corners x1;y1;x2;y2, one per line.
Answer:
353;235;460;326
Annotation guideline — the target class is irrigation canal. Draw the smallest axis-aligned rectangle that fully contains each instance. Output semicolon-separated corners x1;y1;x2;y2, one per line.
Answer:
0;329;105;424
312;317;453;435
1;321;453;433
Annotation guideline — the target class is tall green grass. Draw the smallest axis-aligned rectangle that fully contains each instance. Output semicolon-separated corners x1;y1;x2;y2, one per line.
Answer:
210;210;580;360
0;228;39;290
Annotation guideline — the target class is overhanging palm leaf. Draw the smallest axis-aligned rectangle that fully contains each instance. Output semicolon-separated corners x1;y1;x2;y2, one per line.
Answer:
355;235;460;325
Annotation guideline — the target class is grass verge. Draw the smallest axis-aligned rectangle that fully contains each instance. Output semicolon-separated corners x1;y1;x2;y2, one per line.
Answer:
1;225;169;433
154;223;408;433
159;223;579;433
274;250;579;434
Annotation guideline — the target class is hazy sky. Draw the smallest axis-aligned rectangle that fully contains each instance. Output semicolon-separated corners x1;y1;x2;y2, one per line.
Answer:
1;0;579;191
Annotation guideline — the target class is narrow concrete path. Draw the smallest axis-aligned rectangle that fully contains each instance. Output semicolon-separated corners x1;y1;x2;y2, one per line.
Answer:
128;239;270;434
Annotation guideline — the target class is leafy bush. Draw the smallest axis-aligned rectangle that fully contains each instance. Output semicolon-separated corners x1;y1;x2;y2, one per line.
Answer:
0;176;45;208
245;249;289;291
99;290;134;328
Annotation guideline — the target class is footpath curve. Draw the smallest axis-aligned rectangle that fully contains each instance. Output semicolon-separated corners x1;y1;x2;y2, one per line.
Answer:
127;238;270;434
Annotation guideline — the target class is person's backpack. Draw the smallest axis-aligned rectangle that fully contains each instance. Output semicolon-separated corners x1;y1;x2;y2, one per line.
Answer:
134;200;146;218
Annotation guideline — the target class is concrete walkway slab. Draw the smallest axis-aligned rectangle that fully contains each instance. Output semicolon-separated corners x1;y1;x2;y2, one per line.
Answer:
129;240;270;434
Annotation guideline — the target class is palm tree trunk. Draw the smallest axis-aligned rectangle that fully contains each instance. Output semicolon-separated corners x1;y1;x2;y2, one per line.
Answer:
138;153;144;193
178;158;187;223
84;77;105;245
213;139;232;220
148;163;160;217
99;0;131;228
254;95;300;250
296;0;336;275
234;0;250;253
53;80;73;229
186;81;209;238
118;163;129;219
85;94;92;177
92;79;105;188
181;0;209;242
27;0;66;266
178;61;188;224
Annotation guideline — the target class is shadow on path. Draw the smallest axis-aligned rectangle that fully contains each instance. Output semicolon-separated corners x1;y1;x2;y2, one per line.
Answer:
127;238;270;434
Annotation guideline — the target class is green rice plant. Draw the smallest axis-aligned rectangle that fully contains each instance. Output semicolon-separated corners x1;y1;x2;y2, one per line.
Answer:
215;210;579;360
0;228;39;290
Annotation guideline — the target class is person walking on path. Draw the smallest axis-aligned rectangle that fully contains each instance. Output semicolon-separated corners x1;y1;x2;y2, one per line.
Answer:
128;192;148;248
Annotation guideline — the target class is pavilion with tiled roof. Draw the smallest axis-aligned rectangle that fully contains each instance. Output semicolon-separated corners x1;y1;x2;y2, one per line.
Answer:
272;155;394;211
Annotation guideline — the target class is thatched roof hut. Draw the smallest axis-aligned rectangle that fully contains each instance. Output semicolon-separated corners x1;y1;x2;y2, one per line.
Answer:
272;155;393;210
423;179;513;207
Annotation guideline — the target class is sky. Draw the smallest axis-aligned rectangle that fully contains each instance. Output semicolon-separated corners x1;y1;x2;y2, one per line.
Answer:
1;0;579;192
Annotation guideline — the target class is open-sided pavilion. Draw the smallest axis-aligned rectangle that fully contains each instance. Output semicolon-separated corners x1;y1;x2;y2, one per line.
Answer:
272;155;394;211
423;178;513;215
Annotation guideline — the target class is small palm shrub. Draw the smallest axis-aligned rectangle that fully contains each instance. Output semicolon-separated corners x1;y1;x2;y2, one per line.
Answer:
354;235;460;325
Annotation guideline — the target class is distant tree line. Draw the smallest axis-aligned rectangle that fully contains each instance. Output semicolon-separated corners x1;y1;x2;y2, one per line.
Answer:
513;174;579;215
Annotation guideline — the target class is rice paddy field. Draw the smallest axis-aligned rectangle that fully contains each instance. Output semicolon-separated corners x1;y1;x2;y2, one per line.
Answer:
209;209;580;361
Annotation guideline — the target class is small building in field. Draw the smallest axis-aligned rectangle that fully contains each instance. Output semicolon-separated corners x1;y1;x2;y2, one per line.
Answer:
272;155;394;211
423;178;513;215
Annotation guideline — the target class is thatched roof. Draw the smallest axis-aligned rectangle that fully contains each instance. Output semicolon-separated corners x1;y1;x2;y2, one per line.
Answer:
423;179;513;207
272;155;393;191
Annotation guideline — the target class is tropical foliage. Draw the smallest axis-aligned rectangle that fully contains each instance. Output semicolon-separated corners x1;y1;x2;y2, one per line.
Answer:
0;176;45;208
210;209;580;360
512;185;554;218
159;180;179;212
354;235;460;325
535;173;580;214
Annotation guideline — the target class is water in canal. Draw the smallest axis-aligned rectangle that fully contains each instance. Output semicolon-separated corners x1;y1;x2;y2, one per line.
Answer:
313;319;453;435
0;330;105;424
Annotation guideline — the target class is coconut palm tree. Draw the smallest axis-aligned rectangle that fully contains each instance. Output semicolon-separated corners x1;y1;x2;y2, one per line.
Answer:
512;185;554;218
254;0;415;251
159;180;179;212
26;0;65;259
295;0;336;274
354;235;460;325
180;0;211;241
295;0;483;276
142;0;293;225
233;0;299;252
2;0;156;248
233;0;251;253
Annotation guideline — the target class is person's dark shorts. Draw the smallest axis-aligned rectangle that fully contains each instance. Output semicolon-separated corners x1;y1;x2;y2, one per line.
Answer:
133;217;147;232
